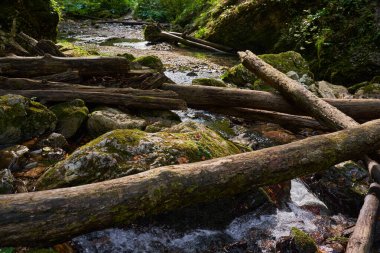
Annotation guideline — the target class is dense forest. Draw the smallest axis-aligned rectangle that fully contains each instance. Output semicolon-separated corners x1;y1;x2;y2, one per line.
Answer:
0;0;379;252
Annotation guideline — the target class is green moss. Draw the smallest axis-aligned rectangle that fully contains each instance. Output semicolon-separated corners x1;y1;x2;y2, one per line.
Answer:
0;248;14;253
57;40;99;56
291;227;318;253
133;55;164;72
192;78;227;87
36;122;241;189
49;99;89;138
117;52;136;61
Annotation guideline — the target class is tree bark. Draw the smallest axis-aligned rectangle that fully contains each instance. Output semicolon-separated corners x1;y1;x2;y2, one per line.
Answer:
1;120;380;247
0;76;179;98
239;50;380;252
33;71;80;83
0;54;130;78
0;89;186;111
203;107;328;130
161;83;380;121
345;183;380;253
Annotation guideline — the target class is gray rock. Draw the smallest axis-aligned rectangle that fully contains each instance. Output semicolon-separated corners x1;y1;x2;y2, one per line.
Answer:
36;122;241;190
0;145;29;172
49;99;89;138
36;133;68;149
87;107;148;137
310;81;352;99
354;82;380;99
0;169;15;194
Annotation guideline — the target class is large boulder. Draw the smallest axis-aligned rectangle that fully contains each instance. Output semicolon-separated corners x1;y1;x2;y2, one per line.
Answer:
87;107;148;137
36;122;241;190
0;0;59;40
222;51;311;89
49;99;89;139
0;94;56;145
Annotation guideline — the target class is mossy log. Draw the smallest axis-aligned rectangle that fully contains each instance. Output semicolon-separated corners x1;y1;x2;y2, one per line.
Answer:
0;54;130;78
0;76;179;98
0;89;186;110
346;183;380;253
161;83;380;121
168;32;234;52
1;120;380;246
238;50;380;253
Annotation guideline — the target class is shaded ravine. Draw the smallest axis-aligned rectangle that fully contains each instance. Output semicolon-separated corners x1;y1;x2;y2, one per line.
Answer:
59;19;356;252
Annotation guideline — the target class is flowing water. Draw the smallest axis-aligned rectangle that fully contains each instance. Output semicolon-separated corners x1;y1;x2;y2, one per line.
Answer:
59;19;356;252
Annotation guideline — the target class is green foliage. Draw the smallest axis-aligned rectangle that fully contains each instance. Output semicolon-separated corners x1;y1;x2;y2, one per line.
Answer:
57;0;136;18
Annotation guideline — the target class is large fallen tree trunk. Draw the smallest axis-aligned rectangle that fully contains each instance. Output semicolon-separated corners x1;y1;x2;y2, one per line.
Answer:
0;54;130;78
1;120;380;246
345;183;380;253
161;83;380;121
239;50;380;253
0;76;179;98
0;89;186;110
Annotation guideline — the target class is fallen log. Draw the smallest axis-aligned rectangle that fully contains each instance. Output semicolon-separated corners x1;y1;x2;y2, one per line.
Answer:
35;40;66;57
0;89;186;110
204;107;327;130
168;32;234;52
16;32;44;56
239;50;380;253
0;54;130;78
1;119;380;246
0;76;179;98
33;71;80;83
345;183;380;253
161;83;380;121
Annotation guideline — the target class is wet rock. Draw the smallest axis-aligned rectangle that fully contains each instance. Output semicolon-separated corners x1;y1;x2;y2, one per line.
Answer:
309;81;352;99
36;121;241;190
222;51;311;89
0;94;57;145
133;55;164;72
0;169;15;194
303;161;369;217
144;24;162;42
0;145;29;172
192;78;228;87
117;52;136;61
49;99;89;138
277;228;317;253
36;133;68;149
87;107;147;137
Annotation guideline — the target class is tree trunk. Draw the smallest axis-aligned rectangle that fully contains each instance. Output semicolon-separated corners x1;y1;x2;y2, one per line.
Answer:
161;83;380;121
203;107;327;130
0;89;186;110
0;76;179;98
0;54;130;78
1;120;380;247
239;50;380;253
33;71;80;83
35;40;66;57
345;183;380;253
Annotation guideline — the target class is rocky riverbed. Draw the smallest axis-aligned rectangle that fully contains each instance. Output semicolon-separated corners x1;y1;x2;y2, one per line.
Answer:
1;18;379;253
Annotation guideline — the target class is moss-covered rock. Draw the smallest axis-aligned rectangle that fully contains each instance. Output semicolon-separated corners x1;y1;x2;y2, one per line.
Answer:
309;81;351;99
36;121;241;190
133;55;165;72
0;0;59;40
143;24;162;42
49;99;89;139
135;109;181;132
0;169;15;194
117;52;136;61
0;94;56;145
290;227;318;253
222;51;311;89
192;78;228;87
354;82;380;99
303;161;369;217
199;0;379;85
87;107;148;137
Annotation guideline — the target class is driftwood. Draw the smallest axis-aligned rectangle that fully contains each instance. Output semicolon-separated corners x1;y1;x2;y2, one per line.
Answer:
161;83;380;121
168;32;234;52
0;89;186;110
204;107;327;130
0;54;130;78
1;120;380;246
0;76;179;98
239;50;380;253
346;183;380;253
